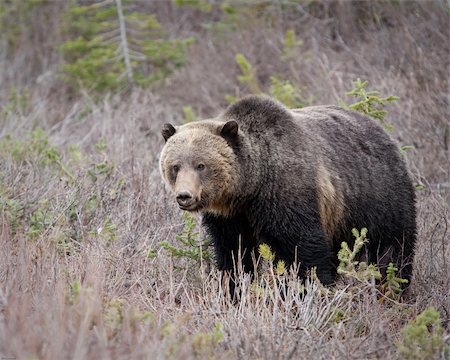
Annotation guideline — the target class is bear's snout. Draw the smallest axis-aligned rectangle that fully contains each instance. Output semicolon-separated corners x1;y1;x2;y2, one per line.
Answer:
176;191;194;208
173;168;202;210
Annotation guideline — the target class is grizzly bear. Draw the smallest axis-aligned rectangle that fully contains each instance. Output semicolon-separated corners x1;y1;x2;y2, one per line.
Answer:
159;95;416;292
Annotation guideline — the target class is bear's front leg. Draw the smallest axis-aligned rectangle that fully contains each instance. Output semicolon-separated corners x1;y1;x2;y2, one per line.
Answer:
202;213;256;300
261;223;336;286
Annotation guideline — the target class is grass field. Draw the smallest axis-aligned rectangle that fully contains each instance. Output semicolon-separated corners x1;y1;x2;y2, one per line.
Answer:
0;1;449;359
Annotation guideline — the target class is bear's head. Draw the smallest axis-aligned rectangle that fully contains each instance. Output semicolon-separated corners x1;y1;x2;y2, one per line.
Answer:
159;120;240;215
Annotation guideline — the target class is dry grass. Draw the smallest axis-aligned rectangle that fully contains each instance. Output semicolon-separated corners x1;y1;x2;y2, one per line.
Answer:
0;1;449;359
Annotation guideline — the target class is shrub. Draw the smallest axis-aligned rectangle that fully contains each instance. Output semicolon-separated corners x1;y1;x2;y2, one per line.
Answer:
232;53;306;108
397;307;449;359
345;78;399;132
159;212;211;266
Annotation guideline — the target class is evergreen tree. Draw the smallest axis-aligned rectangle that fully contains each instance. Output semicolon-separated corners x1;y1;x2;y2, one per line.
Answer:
60;0;193;93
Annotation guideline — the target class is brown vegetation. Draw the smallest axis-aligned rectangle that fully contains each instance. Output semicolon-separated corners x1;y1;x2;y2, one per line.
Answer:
0;1;448;359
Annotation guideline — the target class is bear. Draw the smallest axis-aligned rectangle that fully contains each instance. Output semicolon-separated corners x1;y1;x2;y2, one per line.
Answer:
159;95;416;294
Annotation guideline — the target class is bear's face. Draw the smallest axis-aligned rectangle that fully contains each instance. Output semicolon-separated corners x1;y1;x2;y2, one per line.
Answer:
160;120;239;215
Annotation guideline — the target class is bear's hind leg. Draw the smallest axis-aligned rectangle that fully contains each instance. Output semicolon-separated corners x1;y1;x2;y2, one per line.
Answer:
391;233;415;286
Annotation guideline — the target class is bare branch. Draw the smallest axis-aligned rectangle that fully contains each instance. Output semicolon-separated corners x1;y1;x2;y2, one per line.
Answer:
115;0;133;86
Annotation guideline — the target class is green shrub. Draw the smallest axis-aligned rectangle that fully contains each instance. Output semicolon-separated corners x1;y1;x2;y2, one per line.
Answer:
269;76;305;109
0;197;24;235
0;0;40;51
337;228;381;283
282;28;302;59
173;0;212;12
381;262;409;301
337;228;412;300
346;78;399;132
160;212;211;265
191;323;224;358
28;200;53;238
1;86;30;119
183;105;199;123
232;53;306;108
0;129;75;181
397;307;449;359
235;53;262;94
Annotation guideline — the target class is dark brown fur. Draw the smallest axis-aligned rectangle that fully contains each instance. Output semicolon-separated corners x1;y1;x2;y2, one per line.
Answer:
160;95;416;291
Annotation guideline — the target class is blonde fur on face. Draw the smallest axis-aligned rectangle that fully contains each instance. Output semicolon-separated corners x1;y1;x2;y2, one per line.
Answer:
160;121;239;216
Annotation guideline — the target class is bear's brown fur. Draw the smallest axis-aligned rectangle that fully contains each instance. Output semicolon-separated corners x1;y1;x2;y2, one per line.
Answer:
160;120;240;216
160;95;416;293
316;162;345;245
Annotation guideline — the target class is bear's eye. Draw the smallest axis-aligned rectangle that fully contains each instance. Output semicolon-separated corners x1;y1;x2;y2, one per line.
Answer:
196;163;205;171
172;164;180;173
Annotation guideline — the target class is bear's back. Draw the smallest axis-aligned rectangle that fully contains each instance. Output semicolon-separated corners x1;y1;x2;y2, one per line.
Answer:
224;97;392;155
291;105;389;144
289;105;401;167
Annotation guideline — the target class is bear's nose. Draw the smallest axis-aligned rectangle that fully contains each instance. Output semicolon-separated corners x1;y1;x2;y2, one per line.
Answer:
176;191;193;206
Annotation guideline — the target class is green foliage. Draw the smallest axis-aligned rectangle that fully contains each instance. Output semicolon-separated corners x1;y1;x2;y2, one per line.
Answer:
224;94;237;104
86;138;115;181
269;76;305;108
0;197;24;235
0;0;40;51
397;307;449;359
346;79;416;173
233;54;306;108
258;243;275;263
258;244;286;277
60;1;193;93
175;1;276;34
275;259;286;276
145;248;158;259
400;145;415;153
95;137;108;152
1;86;30;119
0;128;127;255
337;228;367;273
334;307;346;323
173;0;212;12
381;262;409;301
104;298;125;331
28;200;53;238
182;105;198;123
90;217;117;247
338;229;411;299
191;323;224;358
346;78;399;132
283;28;302;58
160;212;211;265
252;243;309;300
235;53;262;94
0;129;75;181
68;144;83;165
337;228;382;282
67;279;81;305
189;2;253;33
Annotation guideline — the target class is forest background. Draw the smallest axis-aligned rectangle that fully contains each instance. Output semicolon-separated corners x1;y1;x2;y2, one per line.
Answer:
0;1;449;359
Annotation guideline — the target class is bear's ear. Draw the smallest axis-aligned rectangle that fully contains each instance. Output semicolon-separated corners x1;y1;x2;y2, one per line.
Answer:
162;123;176;142
220;120;239;139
